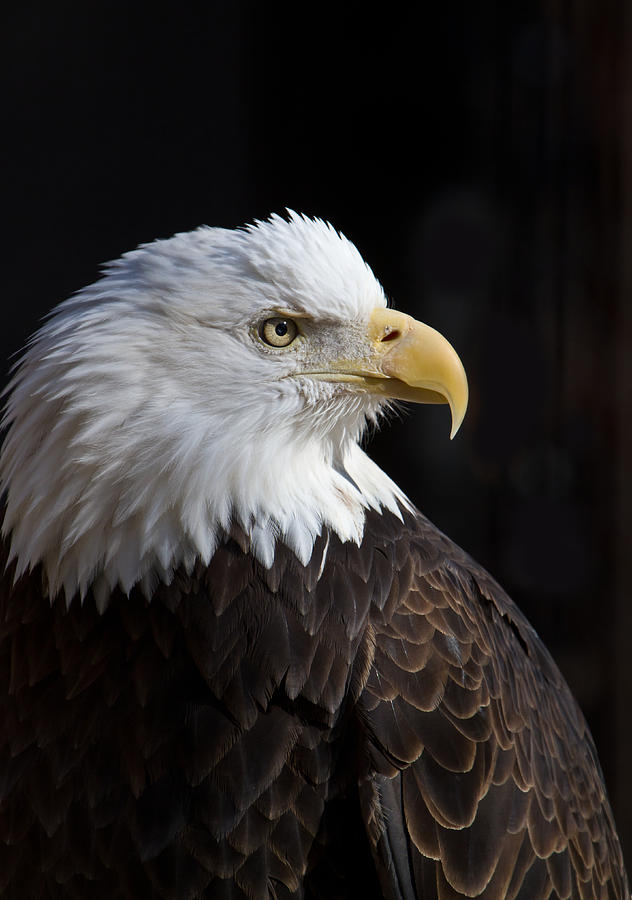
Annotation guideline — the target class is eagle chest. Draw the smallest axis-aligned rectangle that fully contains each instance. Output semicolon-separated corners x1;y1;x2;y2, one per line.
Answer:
0;527;398;898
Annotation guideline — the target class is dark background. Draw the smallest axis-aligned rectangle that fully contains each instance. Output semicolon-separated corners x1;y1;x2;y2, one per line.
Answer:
3;0;631;873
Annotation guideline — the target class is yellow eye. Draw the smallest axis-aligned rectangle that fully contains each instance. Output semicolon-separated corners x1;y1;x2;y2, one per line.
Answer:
259;317;299;348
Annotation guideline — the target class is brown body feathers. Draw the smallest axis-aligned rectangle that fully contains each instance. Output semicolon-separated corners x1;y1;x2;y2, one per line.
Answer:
0;506;628;898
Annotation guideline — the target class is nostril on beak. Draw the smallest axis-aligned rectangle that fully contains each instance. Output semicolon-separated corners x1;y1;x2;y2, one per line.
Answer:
381;329;400;342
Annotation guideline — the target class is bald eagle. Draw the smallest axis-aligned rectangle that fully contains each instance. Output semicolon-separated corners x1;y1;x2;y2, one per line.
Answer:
0;213;628;899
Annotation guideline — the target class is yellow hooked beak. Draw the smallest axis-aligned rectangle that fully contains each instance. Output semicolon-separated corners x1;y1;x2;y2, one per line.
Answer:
316;307;468;439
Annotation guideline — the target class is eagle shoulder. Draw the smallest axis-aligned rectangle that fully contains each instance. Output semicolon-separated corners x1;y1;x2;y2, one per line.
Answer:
358;506;629;899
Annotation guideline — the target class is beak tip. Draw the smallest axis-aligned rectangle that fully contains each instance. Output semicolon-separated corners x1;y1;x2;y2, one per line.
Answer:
448;393;468;440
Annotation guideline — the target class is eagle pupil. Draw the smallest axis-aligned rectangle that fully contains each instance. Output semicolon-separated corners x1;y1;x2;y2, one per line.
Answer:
275;322;288;337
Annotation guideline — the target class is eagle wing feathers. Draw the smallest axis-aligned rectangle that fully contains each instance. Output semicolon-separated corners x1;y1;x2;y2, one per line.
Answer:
359;509;628;899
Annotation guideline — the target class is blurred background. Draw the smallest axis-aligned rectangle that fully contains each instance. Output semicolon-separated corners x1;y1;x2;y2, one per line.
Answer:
2;0;631;872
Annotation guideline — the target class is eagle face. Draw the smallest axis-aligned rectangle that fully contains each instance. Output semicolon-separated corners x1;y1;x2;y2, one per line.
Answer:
0;212;465;606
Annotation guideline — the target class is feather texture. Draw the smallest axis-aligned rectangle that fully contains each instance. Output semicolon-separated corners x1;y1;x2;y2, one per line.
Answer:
0;506;628;898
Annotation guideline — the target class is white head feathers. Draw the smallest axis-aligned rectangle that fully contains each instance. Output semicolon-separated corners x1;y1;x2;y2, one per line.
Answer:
0;212;409;607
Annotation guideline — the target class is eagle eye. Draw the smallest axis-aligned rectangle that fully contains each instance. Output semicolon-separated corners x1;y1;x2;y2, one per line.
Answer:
259;317;298;348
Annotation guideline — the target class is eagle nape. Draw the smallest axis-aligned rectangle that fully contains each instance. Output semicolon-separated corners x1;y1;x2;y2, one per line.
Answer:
0;212;628;899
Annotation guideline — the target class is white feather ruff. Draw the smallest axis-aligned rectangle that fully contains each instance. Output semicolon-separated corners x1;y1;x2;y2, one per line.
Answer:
0;213;410;606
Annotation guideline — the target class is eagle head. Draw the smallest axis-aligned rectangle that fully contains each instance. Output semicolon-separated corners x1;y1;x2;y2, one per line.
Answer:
0;212;467;607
